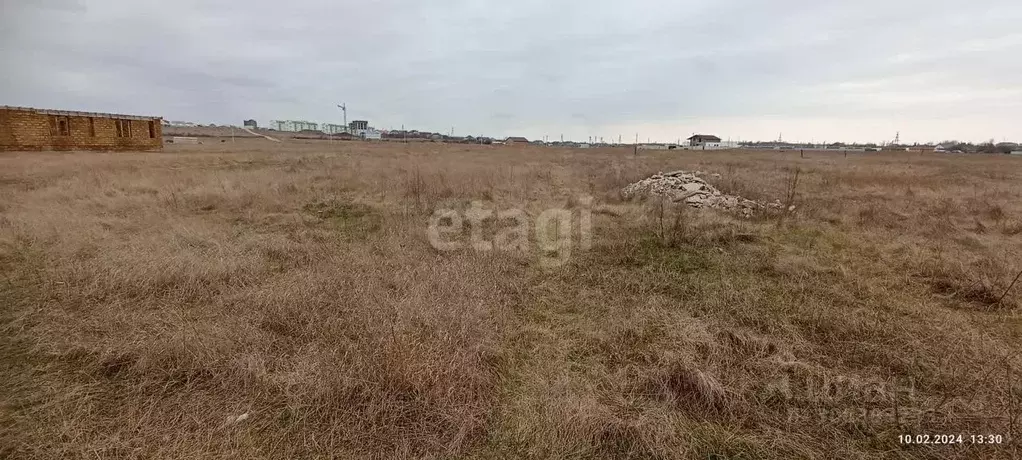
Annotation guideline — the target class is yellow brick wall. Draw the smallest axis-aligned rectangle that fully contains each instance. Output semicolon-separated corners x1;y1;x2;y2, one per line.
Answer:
0;108;163;152
0;110;14;147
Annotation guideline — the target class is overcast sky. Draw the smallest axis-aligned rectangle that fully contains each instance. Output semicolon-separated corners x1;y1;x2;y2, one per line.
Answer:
2;0;1020;143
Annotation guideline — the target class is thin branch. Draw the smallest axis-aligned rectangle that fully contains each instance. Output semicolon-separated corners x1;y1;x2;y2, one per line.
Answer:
996;268;1022;307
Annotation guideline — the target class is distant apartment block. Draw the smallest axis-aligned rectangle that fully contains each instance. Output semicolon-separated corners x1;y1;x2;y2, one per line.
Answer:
267;118;381;138
321;123;347;135
271;120;319;132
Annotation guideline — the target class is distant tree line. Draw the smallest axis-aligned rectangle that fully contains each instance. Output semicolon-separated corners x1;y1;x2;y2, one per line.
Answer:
382;130;497;144
941;140;1018;154
737;139;1018;154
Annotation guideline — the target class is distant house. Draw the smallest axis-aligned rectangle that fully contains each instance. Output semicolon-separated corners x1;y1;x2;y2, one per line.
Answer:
505;136;529;145
906;145;936;153
243;119;257;129
687;134;722;148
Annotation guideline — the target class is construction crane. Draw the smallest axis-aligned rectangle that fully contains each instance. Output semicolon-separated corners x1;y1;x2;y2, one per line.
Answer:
336;104;347;133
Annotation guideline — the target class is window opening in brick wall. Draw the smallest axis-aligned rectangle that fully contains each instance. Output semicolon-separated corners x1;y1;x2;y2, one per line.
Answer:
116;119;131;138
88;117;96;137
50;116;70;136
148;120;155;138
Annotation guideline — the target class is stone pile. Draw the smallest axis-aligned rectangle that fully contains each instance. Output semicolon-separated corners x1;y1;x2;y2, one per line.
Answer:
622;170;784;216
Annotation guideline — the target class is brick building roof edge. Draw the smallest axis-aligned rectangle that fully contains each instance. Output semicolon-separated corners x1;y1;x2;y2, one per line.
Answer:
1;105;162;121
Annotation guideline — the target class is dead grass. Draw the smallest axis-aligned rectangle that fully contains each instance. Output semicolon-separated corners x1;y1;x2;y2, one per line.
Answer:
2;140;1022;458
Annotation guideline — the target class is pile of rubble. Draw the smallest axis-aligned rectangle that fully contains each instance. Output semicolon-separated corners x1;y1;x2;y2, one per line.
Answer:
622;170;784;216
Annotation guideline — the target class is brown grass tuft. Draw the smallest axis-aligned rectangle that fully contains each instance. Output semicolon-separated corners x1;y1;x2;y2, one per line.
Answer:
659;365;731;412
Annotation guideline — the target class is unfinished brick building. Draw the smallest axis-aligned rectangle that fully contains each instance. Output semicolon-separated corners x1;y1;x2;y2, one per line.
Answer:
0;106;163;152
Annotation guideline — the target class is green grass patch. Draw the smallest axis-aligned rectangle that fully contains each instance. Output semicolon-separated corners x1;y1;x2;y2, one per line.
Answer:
303;200;383;238
597;235;712;275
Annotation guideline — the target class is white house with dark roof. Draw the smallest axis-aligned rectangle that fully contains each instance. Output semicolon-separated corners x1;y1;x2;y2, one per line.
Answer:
687;134;727;149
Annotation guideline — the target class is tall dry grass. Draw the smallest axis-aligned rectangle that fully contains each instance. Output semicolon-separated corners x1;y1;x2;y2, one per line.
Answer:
2;140;1022;458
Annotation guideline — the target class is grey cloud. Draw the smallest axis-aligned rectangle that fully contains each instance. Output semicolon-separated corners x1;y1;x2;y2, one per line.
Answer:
1;0;1020;142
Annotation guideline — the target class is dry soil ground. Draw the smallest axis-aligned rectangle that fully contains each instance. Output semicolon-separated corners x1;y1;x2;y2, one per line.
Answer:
2;140;1022;459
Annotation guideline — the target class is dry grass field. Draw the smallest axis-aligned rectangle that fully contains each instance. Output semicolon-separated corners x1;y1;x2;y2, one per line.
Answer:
2;139;1022;459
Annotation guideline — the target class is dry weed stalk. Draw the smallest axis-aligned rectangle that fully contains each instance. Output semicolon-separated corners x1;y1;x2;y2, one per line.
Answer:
777;166;801;228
